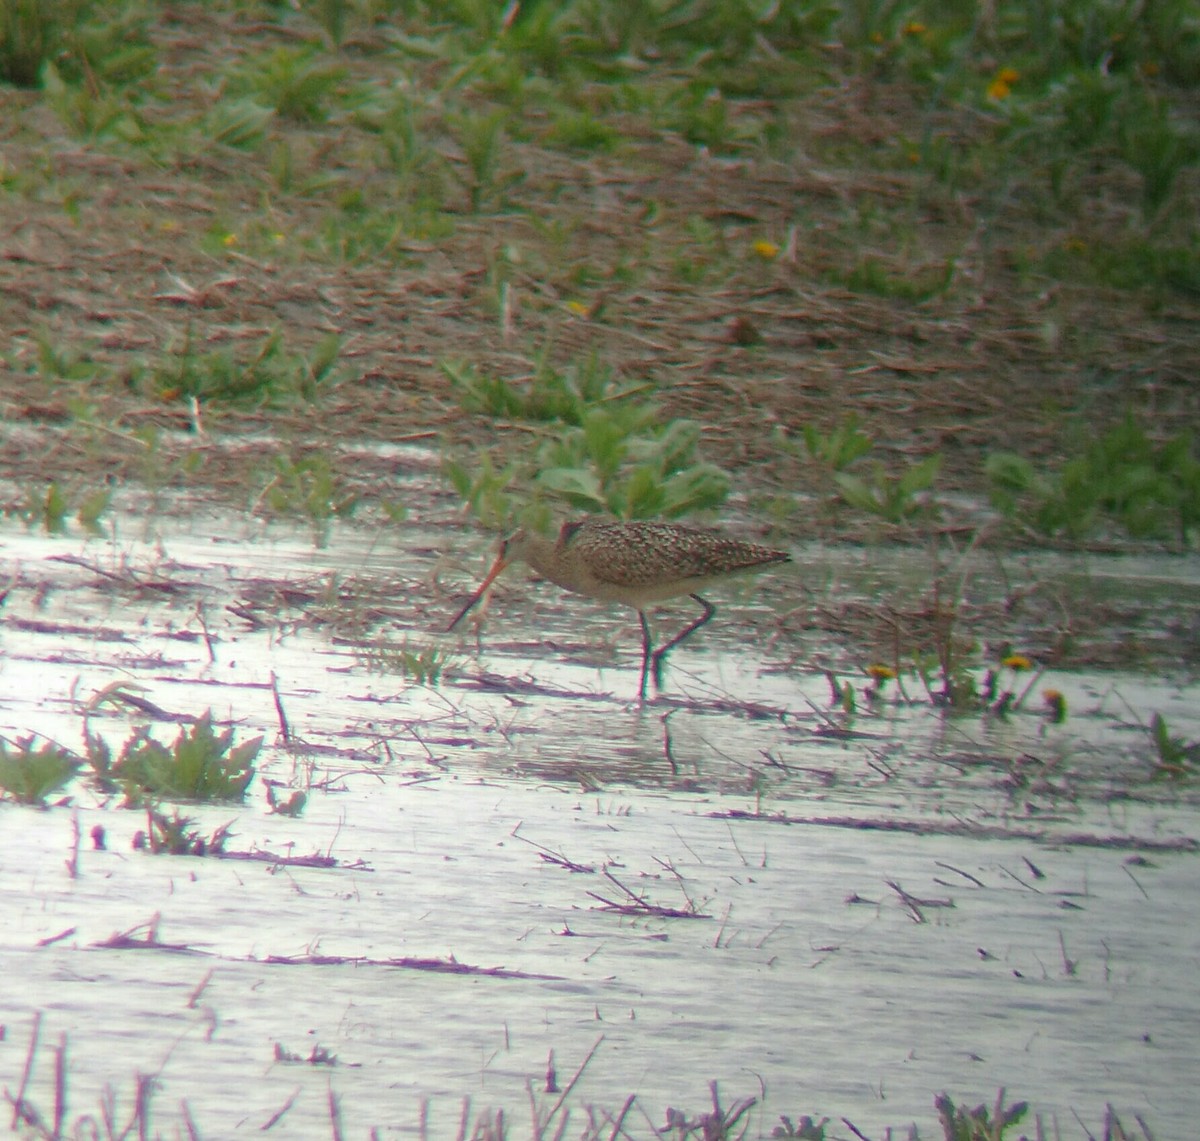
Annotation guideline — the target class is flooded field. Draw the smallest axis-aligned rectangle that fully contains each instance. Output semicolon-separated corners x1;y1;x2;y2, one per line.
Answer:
2;478;1198;1139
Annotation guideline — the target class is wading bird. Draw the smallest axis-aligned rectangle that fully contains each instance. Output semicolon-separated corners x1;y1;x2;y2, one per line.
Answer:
447;518;790;698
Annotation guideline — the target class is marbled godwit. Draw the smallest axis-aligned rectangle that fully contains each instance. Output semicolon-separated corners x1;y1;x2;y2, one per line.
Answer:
447;518;790;698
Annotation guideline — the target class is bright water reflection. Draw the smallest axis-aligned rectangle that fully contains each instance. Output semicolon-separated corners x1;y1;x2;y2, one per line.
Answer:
1;506;1198;1137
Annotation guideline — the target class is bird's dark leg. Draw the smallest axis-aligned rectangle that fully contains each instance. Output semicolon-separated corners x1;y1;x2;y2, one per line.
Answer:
637;610;653;700
651;594;716;688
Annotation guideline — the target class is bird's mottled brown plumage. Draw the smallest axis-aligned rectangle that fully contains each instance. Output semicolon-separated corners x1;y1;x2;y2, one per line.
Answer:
523;519;789;604
447;518;790;698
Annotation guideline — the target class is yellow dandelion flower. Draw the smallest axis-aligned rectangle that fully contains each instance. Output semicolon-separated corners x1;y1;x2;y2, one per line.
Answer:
565;300;589;317
987;67;1019;101
867;663;897;681
904;21;926;35
1002;653;1033;671
221;232;238;248
752;239;779;260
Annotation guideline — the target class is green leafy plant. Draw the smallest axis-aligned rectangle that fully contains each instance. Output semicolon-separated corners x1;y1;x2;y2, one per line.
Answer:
443;453;522;532
1148;712;1200;779
834;454;941;524
16;483;111;535
448;107;522;211
98;714;260;806
24;482;70;533
802;415;874;472
359;638;453;685
839;255;955;301
149;329;340;407
987;418;1200;543
444;352;647;427
546;108;620;152
256;452;357;546
0;737;82;806
138;807;234;856
1118;89;1200;219
934;1090;1028;1141
227;46;347;123
0;0;154;89
534;411;730;519
0;0;79;87
201;97;275;150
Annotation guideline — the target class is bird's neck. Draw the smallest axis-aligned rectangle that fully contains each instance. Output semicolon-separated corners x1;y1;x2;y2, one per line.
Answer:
519;535;575;591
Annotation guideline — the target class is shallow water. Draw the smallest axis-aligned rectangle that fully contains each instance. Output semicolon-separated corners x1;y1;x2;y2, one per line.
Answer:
1;500;1198;1138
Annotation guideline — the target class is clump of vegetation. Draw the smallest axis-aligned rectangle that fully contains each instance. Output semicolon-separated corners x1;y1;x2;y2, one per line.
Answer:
933;1090;1029;1141
224;45;346;124
266;784;307;817
445;352;730;524
143;330;342;408
0;736;81;806
787;417;941;527
534;412;730;520
358;638;453;685
444;352;651;429
0;0;153;90
136;806;234;856
1148;712;1200;779
88;712;260;806
254;450;358;547
988;417;1200;544
15;482;111;535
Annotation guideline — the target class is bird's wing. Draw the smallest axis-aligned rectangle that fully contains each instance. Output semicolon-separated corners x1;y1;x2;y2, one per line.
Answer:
569;522;720;587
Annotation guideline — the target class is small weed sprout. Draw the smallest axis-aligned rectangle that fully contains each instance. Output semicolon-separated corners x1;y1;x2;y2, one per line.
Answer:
359;639;453;685
137;806;235;856
256;452;358;547
1148;713;1200;779
227;46;347;124
266;784;308;817
802;415;874;472
834;454;941;525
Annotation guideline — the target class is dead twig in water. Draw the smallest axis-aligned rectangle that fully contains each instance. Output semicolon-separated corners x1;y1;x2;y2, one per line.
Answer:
8;1011;42;1133
271;671;291;743
532;1035;605;1140
65;811;81;880
933;860;986;887
512;825;596;874
886;880;954;923
587;870;712;919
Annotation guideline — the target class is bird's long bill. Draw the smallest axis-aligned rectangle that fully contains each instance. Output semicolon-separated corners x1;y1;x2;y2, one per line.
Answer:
445;552;509;632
